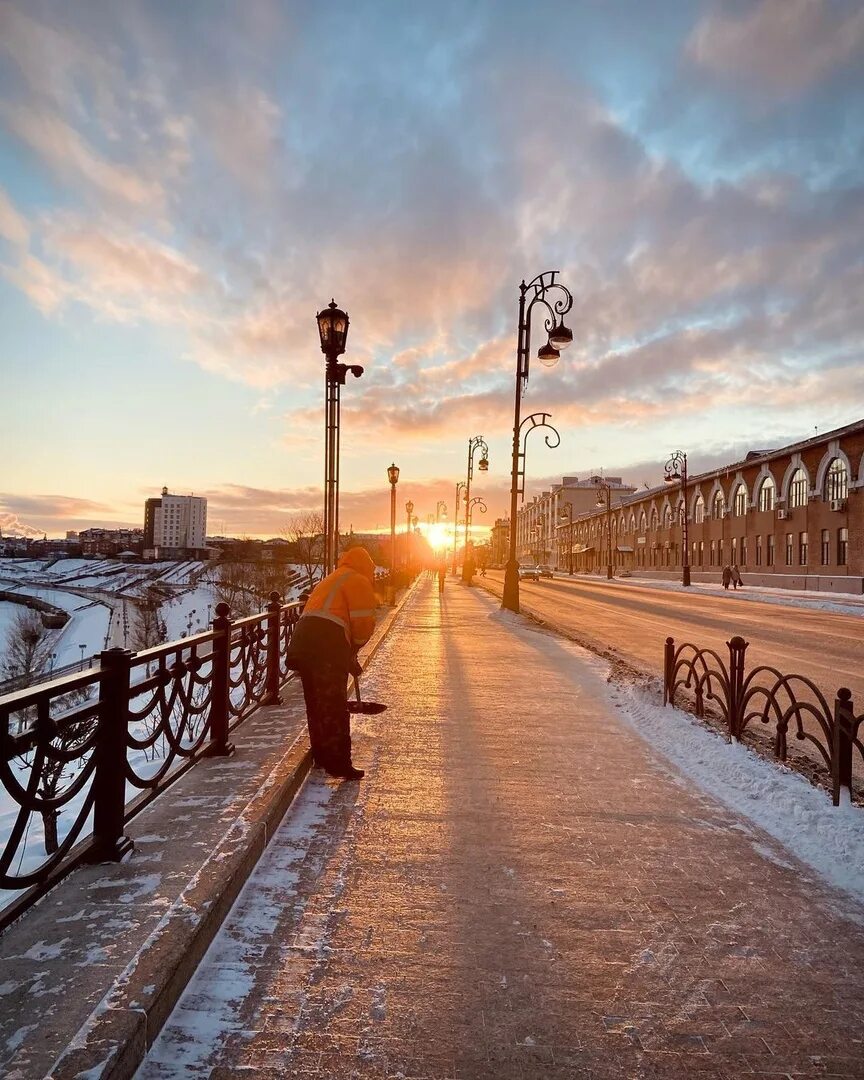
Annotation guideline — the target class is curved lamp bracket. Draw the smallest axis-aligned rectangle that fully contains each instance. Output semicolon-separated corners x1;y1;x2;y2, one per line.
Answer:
516;412;560;500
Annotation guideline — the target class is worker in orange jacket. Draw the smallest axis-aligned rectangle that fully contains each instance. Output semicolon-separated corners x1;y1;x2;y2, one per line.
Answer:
285;546;377;780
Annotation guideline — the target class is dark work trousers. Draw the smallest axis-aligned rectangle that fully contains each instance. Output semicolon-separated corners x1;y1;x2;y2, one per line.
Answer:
298;660;352;774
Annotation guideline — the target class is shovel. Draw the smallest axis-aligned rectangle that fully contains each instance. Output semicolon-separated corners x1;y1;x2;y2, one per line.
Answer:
347;674;387;715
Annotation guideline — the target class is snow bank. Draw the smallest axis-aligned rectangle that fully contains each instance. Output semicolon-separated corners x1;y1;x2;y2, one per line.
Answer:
609;678;864;906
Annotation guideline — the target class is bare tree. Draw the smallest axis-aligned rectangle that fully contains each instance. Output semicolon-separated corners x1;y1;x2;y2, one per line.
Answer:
284;512;325;590
129;596;168;651
2;608;52;684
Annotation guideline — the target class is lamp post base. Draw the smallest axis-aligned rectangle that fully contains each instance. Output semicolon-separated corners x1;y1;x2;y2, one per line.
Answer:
682;566;691;587
502;560;520;613
607;564;613;579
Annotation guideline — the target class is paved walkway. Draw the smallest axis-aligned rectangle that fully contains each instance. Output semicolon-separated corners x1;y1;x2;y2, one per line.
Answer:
138;578;864;1079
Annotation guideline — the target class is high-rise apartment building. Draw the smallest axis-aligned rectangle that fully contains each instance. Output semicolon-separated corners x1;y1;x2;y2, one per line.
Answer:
144;487;208;555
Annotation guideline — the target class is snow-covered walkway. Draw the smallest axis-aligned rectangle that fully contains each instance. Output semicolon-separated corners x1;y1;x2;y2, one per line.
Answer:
138;577;864;1079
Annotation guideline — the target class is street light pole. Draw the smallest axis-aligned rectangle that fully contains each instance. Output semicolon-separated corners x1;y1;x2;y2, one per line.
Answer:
462;436;489;582
405;500;414;575
466;497;487;579
387;463;399;604
435;500;447;523
317;300;363;575
596;480;614;579
664;451;691;587
453;481;466;575
558;503;574;574
503;272;573;613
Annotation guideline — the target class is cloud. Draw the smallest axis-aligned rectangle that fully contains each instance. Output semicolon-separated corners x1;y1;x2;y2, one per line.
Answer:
0;185;28;249
687;0;864;100
1;103;163;208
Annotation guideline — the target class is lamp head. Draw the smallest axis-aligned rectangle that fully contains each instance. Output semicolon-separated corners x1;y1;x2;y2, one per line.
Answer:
387;463;400;486
405;500;414;514
478;456;489;472
548;321;573;351
316;299;349;357
537;341;560;367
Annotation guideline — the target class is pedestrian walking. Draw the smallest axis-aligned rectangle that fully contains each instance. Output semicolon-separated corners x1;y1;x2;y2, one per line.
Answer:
285;546;377;780
732;564;743;589
437;559;446;594
721;565;732;590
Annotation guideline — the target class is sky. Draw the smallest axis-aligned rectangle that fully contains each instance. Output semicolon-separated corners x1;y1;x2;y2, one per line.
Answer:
1;0;863;539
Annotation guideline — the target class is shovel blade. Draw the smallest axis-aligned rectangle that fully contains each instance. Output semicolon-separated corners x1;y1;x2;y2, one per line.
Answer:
347;701;387;714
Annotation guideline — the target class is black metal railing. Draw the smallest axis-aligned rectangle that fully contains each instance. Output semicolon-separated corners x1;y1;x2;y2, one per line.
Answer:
663;635;863;807
0;592;301;932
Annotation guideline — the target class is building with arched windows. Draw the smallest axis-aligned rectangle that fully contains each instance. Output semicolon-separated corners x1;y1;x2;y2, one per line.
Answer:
534;419;864;592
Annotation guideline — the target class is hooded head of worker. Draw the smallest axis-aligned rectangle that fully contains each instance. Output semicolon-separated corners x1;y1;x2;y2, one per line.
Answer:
339;546;375;584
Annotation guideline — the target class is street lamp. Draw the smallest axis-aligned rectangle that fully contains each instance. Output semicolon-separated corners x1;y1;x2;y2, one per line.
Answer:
558;503;574;575
503;271;573;613
405;499;414;574
463;435;489;582
595;480;614;580
387;463;399;603
664;450;691;587
453;481;466;575
465;497;487;580
435;500;447;522
317;299;363;575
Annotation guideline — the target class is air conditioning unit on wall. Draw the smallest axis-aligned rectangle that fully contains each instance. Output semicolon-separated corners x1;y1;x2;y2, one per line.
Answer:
830;499;847;512
777;509;787;520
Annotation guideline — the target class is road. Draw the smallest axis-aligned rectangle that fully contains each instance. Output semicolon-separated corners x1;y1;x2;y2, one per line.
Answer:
482;570;864;712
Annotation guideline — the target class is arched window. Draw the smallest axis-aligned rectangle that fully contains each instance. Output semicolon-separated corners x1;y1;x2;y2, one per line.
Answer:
758;475;775;512
629;513;636;532
650;508;658;530
788;467;808;509
664;504;673;527
639;511;647;533
712;490;725;518
694;493;705;523
733;483;748;517
824;459;849;502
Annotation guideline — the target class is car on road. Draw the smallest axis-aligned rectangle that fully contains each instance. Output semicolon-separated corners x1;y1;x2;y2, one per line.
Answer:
537;564;554;578
518;564;541;581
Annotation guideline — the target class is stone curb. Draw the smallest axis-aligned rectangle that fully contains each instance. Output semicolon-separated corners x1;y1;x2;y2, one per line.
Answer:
45;585;416;1080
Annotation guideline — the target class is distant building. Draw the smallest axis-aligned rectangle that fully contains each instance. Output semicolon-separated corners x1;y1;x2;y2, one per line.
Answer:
79;527;144;556
515;475;637;566
144;487;208;558
490;518;509;567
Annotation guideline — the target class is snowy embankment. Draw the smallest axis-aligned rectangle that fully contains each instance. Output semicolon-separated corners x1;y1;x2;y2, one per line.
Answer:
606;672;864;907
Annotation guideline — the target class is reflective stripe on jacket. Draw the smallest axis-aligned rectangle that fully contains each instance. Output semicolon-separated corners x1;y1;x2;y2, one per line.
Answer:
299;547;377;648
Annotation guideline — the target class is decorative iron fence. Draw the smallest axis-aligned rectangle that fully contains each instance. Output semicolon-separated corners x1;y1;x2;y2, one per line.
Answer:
663;635;863;808
0;593;301;932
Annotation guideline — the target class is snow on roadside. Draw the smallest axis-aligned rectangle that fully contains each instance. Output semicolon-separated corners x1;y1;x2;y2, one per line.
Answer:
607;677;864;907
553;571;864;617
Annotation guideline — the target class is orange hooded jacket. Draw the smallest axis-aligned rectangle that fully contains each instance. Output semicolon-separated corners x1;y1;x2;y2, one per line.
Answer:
299;547;377;648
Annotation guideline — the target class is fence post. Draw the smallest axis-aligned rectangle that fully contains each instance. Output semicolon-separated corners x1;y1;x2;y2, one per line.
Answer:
727;636;748;741
207;602;235;757
260;592;283;707
832;688;854;808
663;637;674;706
88;648;134;863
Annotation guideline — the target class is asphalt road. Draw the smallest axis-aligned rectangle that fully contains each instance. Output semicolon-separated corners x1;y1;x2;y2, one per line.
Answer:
482;570;864;712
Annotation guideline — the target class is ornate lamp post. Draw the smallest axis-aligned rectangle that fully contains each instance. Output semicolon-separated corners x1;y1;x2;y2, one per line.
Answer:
405;499;414;574
453;481;466;575
317;299;363;574
387;463;399;603
435;500;447;522
595;479;614;580
465;497;487;581
503;272;573;613
462;436;489;582
664;450;691;587
558;503;574;575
